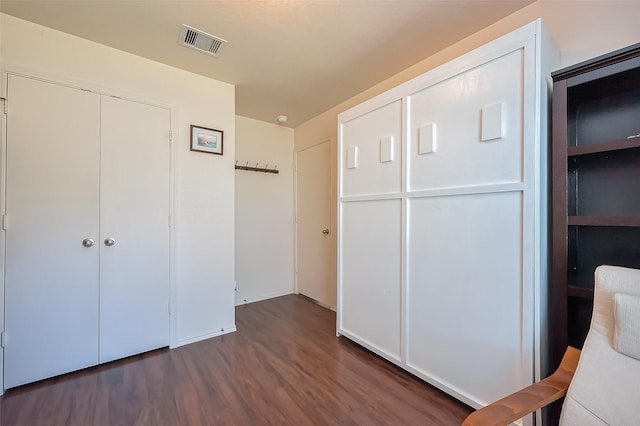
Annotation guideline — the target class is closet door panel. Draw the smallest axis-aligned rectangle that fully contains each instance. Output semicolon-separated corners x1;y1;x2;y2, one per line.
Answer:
406;192;527;405
99;96;170;363
4;75;100;388
340;199;402;361
341;100;402;197
407;49;524;191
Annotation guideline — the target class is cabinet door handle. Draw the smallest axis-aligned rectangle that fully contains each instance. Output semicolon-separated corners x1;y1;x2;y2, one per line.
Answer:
82;238;95;248
104;238;116;247
322;229;330;235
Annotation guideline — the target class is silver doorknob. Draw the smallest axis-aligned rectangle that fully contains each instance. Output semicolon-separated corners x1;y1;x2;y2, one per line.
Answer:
82;238;94;248
104;238;115;247
322;229;330;235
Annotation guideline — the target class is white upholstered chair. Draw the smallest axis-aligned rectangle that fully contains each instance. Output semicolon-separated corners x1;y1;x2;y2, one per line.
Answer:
463;265;640;426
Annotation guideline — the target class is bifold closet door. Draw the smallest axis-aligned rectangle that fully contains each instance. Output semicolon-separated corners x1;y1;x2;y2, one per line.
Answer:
4;76;171;388
99;96;170;363
4;74;101;388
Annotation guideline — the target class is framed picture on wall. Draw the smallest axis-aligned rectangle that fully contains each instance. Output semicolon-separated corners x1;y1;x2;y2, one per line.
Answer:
190;125;223;155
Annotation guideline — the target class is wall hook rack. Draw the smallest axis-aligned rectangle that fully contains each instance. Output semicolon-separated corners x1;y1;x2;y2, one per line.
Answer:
235;160;279;174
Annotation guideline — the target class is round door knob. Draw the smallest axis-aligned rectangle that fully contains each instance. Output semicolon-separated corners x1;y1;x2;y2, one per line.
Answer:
82;238;94;248
104;238;115;247
322;229;330;235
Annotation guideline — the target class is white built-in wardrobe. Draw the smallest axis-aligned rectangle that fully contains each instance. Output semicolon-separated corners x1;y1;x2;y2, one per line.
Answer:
3;73;171;388
337;20;558;416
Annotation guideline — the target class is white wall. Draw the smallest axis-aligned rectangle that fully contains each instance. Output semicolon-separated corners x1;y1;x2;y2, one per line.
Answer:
0;14;236;352
294;0;640;308
235;116;294;304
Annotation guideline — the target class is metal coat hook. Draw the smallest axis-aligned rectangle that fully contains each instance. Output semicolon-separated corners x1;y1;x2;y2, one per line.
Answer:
234;161;279;174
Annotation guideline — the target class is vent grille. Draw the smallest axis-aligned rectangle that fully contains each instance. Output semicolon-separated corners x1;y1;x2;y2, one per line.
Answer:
179;24;226;57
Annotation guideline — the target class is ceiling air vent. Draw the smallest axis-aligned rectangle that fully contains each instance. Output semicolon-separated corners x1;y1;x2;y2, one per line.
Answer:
179;24;227;57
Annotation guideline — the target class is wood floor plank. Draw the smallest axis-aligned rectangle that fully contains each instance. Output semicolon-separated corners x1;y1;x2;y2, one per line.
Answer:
1;295;472;425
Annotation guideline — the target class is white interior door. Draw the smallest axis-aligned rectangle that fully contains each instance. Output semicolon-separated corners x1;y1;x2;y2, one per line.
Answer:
296;142;333;306
99;96;170;363
4;74;101;388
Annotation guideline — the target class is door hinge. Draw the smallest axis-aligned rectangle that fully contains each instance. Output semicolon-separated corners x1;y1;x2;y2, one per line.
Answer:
2;214;7;230
169;130;173;142
1;331;6;348
1;97;7;114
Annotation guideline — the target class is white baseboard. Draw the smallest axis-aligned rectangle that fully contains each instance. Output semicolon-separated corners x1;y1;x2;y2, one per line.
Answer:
172;326;237;348
297;293;336;311
235;289;294;306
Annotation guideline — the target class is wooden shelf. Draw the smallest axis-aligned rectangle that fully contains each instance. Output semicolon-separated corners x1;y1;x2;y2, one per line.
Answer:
567;285;594;300
567;137;640;157
568;216;640;227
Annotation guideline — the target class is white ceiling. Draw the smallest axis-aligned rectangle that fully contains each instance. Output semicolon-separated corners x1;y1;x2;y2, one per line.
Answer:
0;1;534;127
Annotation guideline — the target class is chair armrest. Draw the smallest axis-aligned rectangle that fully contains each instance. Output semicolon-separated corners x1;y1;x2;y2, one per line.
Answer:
462;346;581;426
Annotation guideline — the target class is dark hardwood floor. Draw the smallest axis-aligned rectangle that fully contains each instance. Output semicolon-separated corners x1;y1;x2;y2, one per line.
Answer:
0;295;472;425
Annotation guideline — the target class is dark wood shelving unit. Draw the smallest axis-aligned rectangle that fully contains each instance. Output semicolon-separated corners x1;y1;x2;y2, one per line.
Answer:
567;216;640;227
567;285;594;300
567;137;640;156
550;42;640;387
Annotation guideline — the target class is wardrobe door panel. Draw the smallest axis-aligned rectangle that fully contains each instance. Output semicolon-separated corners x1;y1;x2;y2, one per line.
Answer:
4;75;100;388
341;100;402;197
407;192;527;405
408;49;524;191
340;199;402;361
99;96;170;363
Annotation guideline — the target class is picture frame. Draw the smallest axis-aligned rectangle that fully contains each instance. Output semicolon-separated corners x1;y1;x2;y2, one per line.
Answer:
190;125;223;155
